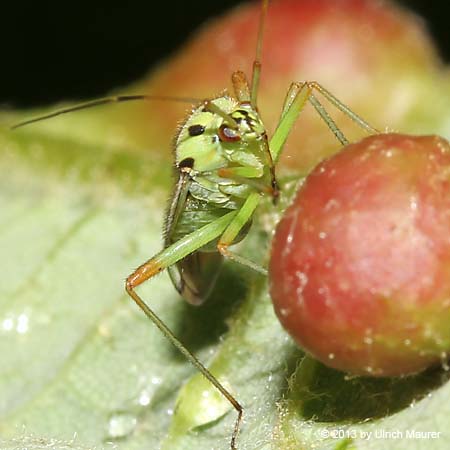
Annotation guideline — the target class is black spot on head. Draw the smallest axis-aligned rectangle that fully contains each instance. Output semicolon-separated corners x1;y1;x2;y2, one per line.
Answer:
188;124;205;136
179;157;195;169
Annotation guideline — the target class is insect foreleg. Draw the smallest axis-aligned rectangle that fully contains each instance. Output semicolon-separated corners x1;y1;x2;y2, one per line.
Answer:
125;209;243;450
270;81;380;163
269;83;313;162
308;93;349;146
217;192;267;275
310;82;379;134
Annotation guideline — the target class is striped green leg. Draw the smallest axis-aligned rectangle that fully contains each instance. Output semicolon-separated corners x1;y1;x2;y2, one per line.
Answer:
217;192;267;275
125;210;243;450
270;81;379;163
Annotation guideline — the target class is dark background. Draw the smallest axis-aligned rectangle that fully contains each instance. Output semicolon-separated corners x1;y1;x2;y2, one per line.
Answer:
1;0;448;108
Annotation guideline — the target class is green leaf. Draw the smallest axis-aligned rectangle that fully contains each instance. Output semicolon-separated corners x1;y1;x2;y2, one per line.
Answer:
1;99;450;450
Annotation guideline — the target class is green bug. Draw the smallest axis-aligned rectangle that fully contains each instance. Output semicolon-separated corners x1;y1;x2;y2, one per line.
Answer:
12;1;378;448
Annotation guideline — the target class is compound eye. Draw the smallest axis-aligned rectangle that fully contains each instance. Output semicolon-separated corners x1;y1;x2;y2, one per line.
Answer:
188;124;205;136
218;124;241;142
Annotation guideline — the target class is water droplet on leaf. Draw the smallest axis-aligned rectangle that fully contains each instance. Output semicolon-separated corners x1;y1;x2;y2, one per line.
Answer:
107;412;137;439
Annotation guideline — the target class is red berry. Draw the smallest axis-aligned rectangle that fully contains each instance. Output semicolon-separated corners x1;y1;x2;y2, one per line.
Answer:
269;133;450;376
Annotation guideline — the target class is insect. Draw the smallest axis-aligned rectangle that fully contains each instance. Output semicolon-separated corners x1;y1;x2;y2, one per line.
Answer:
12;1;378;448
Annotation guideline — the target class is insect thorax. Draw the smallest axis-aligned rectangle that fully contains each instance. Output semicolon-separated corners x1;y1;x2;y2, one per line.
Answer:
175;96;272;210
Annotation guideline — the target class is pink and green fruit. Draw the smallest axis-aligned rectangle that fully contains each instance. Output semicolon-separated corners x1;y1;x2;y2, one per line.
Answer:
270;133;450;376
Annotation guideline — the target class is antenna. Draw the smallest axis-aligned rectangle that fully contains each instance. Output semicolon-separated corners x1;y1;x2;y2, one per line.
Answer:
250;0;269;107
11;94;202;129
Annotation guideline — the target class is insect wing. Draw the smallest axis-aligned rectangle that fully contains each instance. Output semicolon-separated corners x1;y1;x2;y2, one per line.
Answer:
165;170;224;305
168;251;224;305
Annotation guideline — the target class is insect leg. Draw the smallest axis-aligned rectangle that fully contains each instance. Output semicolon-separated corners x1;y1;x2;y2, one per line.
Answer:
307;93;349;146
125;210;243;450
270;81;379;162
309;82;379;134
218;166;277;198
270;83;313;162
217;192;267;275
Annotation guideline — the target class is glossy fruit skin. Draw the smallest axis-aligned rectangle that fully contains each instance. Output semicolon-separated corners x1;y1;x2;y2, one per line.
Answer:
270;133;450;376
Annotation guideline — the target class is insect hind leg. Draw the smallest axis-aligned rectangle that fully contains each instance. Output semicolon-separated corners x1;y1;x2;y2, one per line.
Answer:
126;281;243;449
125;210;243;449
